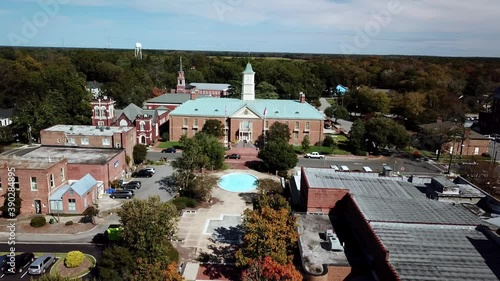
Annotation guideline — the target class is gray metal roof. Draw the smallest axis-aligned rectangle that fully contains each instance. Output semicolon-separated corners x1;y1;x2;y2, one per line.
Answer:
371;223;500;281
145;94;191;104
118;103;143;122
303;168;481;225
190;83;230;91
44;125;134;136
22;146;122;165
354;195;480;225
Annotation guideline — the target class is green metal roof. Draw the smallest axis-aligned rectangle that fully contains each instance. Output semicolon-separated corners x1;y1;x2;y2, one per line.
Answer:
242;63;255;74
146;94;191;104
169;98;324;120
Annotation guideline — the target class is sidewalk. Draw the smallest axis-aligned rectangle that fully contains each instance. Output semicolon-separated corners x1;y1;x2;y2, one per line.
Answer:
0;213;120;243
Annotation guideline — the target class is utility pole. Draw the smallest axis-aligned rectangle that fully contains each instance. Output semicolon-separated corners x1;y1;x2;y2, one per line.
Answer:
447;138;456;174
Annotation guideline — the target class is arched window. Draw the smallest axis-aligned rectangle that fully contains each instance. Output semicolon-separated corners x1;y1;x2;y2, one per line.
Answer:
94;106;100;117
140;121;145;131
100;106;106;118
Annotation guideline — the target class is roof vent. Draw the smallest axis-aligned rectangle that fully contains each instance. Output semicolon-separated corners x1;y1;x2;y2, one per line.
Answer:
295;111;299;114
215;109;219;112
100;127;104;132
69;127;73;131
275;110;279;114
106;126;110;130
195;108;198;111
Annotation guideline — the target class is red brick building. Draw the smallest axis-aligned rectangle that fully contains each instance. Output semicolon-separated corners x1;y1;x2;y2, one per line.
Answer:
90;96;169;145
21;146;126;191
0;157;68;215
295;167;498;281
40;125;136;162
169;63;325;145
418;119;490;156
169;57;230;97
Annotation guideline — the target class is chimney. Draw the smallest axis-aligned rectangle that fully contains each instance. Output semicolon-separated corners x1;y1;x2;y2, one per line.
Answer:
299;92;306;103
436;117;443;123
464;128;471;139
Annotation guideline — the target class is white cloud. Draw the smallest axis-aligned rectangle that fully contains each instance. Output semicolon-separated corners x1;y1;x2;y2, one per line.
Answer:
58;0;500;34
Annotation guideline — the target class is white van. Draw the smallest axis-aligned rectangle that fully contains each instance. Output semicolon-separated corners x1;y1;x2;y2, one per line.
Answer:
341;166;349;172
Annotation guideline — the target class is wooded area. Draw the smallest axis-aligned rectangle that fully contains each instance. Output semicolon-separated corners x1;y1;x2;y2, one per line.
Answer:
1;47;500;142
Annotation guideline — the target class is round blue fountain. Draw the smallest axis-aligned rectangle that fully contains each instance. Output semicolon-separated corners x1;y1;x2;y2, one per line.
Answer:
218;173;259;193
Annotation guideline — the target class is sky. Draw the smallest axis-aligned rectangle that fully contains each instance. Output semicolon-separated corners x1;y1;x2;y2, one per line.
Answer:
1;0;500;57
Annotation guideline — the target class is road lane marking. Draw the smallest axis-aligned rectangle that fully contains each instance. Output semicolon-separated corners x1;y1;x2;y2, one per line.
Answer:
21;271;28;278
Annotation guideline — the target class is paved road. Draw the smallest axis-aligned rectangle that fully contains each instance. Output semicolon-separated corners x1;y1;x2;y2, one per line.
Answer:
0;243;101;280
147;152;443;175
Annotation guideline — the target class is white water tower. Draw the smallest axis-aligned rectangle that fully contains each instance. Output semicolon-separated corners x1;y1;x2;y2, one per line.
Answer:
135;42;142;59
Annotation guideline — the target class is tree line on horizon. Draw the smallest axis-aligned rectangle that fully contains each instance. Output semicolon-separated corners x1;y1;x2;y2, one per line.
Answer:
0;47;499;142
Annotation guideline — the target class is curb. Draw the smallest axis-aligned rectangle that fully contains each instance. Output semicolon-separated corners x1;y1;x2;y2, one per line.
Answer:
0;224;99;236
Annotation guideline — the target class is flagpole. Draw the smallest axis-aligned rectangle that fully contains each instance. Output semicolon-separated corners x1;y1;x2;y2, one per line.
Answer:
263;107;267;147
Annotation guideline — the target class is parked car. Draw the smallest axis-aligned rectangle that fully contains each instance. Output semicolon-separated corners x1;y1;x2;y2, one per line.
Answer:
226;154;241;159
305;152;325;159
330;165;340;171
122;181;141;189
3;252;35;274
143;167;155;174
161;148;177;153
133;169;153;178
110;190;135;199
28;254;56;275
0;255;7;272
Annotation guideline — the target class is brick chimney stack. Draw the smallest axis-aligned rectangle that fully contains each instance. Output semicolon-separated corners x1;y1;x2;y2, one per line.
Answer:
299;92;306;103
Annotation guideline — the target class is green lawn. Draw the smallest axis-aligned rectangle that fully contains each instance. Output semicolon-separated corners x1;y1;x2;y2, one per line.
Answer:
157;141;183;149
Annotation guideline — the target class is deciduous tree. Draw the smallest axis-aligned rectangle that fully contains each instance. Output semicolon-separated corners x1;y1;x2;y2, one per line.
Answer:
258;139;298;173
117;196;179;265
256;82;279;99
242;257;302;281
235;207;298;266
133;144;148;164
301;135;310;152
266;122;291;142
202;119;225;139
459;161;499;199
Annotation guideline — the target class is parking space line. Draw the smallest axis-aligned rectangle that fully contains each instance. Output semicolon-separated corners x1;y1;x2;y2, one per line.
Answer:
21;271;28;278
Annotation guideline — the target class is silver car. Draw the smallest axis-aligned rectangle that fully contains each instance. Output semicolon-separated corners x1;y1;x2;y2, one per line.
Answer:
28;254;56;275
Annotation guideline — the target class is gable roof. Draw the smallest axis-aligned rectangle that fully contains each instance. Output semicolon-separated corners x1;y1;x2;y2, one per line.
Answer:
119;103;144;122
0;108;15;119
169;97;324;120
419;121;488;140
70;174;97;196
190;83;230;91
145;94;191;104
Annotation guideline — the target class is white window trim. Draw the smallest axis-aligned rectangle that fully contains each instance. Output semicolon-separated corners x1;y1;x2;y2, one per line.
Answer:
30;177;37;191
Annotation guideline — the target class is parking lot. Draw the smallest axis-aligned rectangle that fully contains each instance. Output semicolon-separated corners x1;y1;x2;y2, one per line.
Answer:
0;257;59;280
111;164;176;202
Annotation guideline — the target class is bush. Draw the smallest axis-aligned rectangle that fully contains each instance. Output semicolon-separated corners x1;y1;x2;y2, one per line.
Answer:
322;135;335;148
65;251;85;268
30;216;46;228
65;221;74;226
172;197;197;210
161;132;169;142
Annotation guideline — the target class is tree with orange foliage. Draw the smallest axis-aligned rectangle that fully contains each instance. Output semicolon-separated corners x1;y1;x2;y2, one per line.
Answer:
130;258;184;281
242;256;302;281
235;206;298;266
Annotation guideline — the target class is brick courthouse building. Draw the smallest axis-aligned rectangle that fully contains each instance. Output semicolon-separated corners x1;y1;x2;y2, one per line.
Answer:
169;63;325;145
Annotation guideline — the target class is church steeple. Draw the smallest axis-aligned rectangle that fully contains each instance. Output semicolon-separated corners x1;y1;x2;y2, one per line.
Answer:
176;57;186;92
